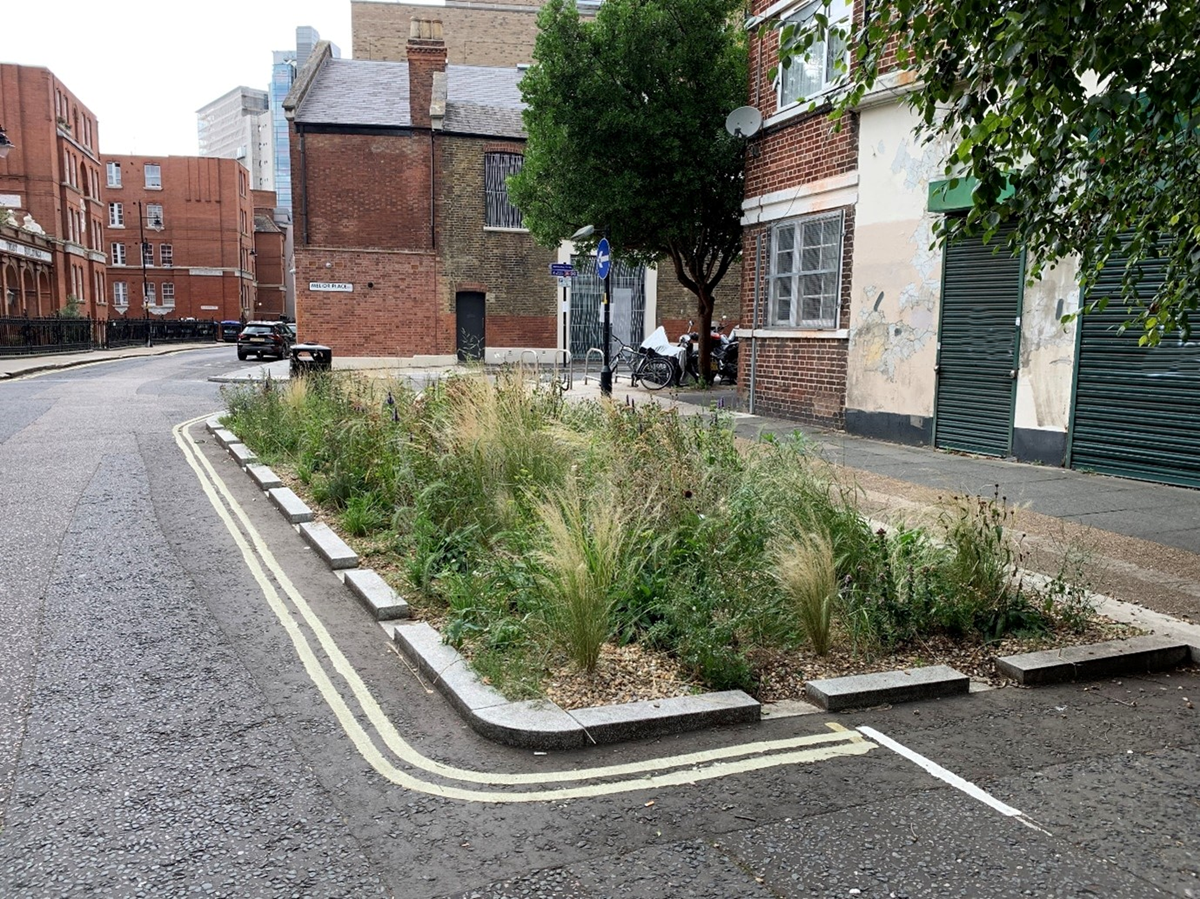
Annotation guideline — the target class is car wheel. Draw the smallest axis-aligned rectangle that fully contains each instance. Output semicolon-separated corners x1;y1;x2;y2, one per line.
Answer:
237;349;248;360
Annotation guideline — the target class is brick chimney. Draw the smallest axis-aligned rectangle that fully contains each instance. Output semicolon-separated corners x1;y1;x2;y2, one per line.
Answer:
407;19;447;129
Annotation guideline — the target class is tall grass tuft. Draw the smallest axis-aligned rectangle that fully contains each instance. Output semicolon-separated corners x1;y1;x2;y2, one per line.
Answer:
536;481;630;674
773;533;838;655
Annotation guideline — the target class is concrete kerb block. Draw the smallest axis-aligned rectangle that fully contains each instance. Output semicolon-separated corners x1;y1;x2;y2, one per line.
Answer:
344;568;409;621
268;487;314;523
205;416;224;434
995;634;1191;686
299;521;359;570
805;665;969;712
213;427;240;449
569;691;760;744
246;463;283;491
228;443;258;468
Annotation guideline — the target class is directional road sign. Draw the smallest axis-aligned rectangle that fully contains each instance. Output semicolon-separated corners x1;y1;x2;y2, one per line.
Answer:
549;263;575;277
596;238;611;280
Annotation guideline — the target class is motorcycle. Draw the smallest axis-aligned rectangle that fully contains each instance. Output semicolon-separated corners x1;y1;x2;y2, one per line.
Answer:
710;320;740;385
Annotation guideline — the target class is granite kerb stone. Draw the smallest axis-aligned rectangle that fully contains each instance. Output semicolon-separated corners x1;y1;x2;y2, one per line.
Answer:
994;634;1191;686
344;568;410;621
213;427;241;450
299;521;359;570
805;665;969;712
246;463;283;491
228;443;258;468
268;487;314;524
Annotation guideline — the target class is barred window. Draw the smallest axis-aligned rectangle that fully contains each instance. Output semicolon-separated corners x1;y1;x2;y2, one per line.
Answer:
769;210;843;329
484;152;525;229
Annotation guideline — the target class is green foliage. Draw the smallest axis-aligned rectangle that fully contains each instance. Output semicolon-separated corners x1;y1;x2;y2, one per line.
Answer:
773;533;837;655
773;0;1200;342
511;0;749;374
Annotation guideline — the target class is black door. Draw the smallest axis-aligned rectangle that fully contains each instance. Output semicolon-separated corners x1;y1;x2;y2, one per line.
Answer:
456;291;485;362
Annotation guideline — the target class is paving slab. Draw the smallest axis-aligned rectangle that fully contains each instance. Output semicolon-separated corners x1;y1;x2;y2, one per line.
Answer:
228;443;258;468
268;487;314;524
343;568;409;620
246;463;283;491
298;521;359;570
994;634;1191;686
805;665;969;712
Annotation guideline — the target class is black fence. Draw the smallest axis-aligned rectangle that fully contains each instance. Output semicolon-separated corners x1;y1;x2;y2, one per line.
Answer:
0;316;221;356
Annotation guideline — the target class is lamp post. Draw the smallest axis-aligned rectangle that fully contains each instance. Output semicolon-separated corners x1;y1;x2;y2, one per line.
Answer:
0;125;14;159
135;200;159;346
572;224;612;397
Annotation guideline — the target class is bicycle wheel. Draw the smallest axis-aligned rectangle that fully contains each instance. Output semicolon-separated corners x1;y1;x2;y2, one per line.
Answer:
639;357;675;390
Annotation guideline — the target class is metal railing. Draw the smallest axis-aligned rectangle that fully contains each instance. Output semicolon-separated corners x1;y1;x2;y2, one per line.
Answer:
0;316;221;356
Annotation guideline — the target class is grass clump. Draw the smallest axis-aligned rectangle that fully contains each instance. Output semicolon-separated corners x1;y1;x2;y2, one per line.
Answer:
222;374;1098;701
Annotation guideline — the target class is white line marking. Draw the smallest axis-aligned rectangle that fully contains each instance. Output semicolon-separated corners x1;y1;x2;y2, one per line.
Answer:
856;725;1051;835
176;415;877;801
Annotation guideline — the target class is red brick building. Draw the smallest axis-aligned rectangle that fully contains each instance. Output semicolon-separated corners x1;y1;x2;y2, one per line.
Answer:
100;155;255;322
252;189;288;320
283;23;558;360
0;63;108;319
737;0;858;425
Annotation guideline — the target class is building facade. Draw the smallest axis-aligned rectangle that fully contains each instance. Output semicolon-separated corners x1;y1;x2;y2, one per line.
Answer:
0;63;108;319
251;189;289;321
101;155;255;322
270;27;340;212
197;86;273;192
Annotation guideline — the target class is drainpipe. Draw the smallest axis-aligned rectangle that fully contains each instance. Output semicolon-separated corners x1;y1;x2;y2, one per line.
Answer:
298;129;309;246
748;230;763;414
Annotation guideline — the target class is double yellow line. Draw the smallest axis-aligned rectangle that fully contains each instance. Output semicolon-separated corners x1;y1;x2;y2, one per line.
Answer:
175;414;876;803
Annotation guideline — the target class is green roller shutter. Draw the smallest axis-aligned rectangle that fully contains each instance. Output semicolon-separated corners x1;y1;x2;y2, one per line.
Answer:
933;224;1024;456
1069;256;1200;488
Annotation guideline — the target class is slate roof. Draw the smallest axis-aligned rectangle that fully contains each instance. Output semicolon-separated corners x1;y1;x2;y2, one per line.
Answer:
294;58;526;138
254;213;281;234
294;59;412;127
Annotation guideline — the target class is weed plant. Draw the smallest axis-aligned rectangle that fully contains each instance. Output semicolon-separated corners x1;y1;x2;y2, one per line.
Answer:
222;375;1097;699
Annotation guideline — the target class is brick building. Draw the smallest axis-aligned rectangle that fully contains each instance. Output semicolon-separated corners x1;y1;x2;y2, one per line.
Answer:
0;63;108;319
252;189;289;321
284;24;569;361
738;0;858;426
100;155;256;322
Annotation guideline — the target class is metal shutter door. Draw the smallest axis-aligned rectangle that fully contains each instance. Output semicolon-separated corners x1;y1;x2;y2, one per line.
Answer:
1070;256;1200;487
933;224;1024;456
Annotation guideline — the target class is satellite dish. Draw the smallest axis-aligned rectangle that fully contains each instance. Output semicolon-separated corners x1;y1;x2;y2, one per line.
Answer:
725;106;763;138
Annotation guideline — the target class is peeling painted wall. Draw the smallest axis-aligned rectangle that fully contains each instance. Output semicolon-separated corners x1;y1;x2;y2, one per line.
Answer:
1014;257;1079;432
846;101;946;418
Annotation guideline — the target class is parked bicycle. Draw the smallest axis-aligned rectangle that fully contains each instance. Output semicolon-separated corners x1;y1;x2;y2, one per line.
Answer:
610;333;677;390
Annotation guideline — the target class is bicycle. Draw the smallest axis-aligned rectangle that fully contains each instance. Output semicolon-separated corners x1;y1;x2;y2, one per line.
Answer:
610;335;677;390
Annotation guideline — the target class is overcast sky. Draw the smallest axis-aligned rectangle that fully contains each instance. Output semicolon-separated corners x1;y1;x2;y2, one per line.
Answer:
4;1;354;157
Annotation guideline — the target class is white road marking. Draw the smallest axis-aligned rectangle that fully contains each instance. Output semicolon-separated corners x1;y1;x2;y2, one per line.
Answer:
176;415;877;801
856;725;1051;835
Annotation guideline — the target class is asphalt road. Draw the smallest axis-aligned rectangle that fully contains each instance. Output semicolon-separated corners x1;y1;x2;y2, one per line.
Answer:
0;346;1197;898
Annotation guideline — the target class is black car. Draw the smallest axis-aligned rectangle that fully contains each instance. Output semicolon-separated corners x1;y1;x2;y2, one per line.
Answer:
220;320;243;342
236;321;293;361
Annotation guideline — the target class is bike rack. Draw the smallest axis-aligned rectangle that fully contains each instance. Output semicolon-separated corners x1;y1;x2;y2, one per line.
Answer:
582;347;605;384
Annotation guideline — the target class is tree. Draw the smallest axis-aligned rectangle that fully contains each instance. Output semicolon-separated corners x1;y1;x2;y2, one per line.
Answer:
509;0;748;377
776;0;1200;344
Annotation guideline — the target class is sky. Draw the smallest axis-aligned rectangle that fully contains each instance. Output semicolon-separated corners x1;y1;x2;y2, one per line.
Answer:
4;0;355;157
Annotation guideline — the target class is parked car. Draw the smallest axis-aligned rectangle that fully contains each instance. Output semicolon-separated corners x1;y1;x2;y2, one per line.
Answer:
237;321;294;361
220;320;243;342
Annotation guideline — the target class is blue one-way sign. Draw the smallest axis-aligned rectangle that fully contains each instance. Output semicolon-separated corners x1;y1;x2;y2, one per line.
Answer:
596;238;611;280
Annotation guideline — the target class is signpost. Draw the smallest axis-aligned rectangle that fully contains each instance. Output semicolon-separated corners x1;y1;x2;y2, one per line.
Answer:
550;263;575;358
596;237;612;396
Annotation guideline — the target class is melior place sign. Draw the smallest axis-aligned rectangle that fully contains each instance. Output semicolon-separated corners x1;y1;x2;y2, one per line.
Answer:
309;282;353;292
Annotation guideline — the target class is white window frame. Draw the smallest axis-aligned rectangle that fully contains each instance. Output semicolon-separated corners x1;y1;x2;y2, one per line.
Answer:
143;282;156;303
160;243;173;267
110;242;126;266
483;152;526;230
113;282;128;305
768;210;844;329
146;204;164;229
777;0;851;111
142;242;154;267
144;164;162;189
108;202;124;227
161;282;175;304
106;161;122;187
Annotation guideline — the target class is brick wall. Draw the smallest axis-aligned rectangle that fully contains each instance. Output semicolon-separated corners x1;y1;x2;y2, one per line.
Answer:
439;136;558;351
294;247;451;356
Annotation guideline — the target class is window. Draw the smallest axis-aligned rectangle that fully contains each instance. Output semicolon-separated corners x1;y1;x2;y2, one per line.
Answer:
161;282;175;304
146;204;163;229
110;242;126;265
143;282;156;303
144;164;162;189
106;161;122;187
113;282;128;305
484;152;525;229
142;242;154;266
778;0;850;109
108;202;124;227
160;244;173;266
769;211;843;328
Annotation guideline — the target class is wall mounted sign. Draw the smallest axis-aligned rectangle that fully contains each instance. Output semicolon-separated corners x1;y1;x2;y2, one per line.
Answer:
309;282;353;292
